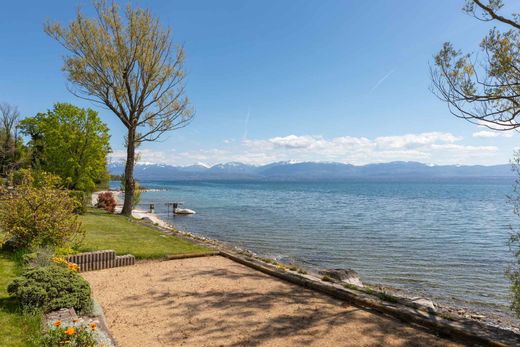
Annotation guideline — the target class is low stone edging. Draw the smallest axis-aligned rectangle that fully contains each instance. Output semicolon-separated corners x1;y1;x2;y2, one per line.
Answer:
67;250;135;272
219;250;519;347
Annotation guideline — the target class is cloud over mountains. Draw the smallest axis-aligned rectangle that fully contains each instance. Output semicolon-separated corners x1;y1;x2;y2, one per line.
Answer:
110;131;505;167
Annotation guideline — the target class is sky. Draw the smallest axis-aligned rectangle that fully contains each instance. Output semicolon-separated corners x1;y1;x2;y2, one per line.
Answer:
1;0;519;167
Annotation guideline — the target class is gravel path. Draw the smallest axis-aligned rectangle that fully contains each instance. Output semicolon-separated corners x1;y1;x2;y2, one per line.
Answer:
83;256;462;347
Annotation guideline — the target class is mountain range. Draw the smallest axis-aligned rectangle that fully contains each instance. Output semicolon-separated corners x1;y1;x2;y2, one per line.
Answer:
108;161;515;181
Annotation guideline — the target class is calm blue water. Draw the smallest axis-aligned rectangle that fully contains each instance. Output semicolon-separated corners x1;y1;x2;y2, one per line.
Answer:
130;179;518;317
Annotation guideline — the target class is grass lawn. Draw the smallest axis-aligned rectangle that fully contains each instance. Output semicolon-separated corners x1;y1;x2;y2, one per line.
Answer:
78;208;213;259
0;252;41;347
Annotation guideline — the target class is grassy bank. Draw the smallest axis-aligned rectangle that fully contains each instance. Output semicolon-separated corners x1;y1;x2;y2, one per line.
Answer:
78;208;213;259
0;208;211;345
0;253;41;347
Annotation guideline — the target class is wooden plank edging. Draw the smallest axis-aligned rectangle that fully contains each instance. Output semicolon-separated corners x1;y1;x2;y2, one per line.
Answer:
164;251;220;261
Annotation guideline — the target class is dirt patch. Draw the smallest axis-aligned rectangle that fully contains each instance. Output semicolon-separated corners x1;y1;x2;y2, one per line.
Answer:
83;256;462;347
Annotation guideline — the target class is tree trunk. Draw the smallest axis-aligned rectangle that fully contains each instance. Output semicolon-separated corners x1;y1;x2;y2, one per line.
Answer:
121;127;136;216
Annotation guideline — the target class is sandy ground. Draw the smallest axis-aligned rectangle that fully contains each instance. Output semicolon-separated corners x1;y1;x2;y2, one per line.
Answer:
83;256;462;347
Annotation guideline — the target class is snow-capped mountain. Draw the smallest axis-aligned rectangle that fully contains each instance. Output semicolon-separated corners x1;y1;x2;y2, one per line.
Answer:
107;161;514;181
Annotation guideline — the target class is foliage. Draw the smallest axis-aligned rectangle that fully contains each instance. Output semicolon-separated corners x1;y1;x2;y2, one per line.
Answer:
21;246;55;269
0;103;27;177
0;169;84;250
96;192;116;213
432;0;520;318
431;0;519;129
19;103;110;192
69;190;90;215
43;321;97;347
508;150;520;316
45;1;193;214
133;181;142;208
7;265;92;314
110;174;123;181
120;175;141;208
79;208;212;259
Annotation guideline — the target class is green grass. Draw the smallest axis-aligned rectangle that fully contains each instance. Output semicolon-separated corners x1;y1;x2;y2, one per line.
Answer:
78;208;213;259
0;252;42;347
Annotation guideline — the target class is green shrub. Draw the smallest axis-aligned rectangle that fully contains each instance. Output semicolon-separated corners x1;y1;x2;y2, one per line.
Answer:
7;265;92;314
69;190;90;214
0;169;84;249
21;246;54;268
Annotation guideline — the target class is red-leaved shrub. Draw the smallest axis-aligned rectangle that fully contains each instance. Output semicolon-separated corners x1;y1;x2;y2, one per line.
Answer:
96;192;116;213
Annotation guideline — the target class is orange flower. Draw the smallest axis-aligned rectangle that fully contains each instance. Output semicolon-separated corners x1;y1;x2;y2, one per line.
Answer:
66;262;79;272
64;327;75;335
90;323;97;330
53;320;61;327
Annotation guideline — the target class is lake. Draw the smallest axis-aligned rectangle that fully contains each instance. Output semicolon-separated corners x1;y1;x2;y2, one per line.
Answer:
130;179;518;319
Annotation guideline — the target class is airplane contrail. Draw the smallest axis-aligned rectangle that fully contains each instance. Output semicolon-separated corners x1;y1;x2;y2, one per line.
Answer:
243;107;250;140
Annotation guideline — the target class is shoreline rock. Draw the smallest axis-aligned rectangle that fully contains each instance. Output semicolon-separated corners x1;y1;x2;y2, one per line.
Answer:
319;268;364;287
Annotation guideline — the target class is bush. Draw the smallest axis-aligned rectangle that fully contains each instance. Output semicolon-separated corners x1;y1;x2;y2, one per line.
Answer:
69;190;89;214
7;265;92;314
0;170;84;250
96;191;116;213
22;246;55;268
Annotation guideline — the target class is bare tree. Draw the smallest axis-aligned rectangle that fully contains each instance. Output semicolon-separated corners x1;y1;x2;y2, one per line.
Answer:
45;0;193;215
0;103;21;176
431;0;519;130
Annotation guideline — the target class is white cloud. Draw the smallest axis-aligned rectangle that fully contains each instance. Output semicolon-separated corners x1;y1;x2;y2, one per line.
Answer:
472;130;513;138
374;132;461;149
109;131;505;166
269;135;317;149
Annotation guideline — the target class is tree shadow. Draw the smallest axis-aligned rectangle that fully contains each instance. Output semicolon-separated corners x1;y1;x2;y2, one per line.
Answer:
102;261;460;347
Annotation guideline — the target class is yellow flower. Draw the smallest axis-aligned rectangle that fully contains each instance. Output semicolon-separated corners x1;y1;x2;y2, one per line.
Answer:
53;320;61;327
51;256;66;264
90;323;97;330
64;327;75;335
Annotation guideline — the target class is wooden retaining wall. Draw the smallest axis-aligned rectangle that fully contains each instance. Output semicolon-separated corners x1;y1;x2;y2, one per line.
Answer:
67;250;135;272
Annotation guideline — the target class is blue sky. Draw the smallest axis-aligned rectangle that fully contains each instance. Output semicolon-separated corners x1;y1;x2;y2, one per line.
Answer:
1;0;519;166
